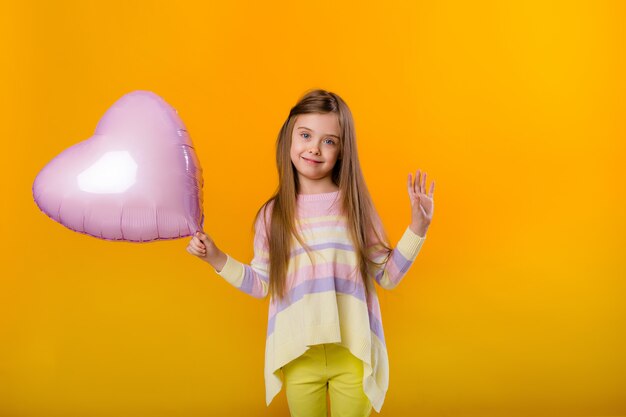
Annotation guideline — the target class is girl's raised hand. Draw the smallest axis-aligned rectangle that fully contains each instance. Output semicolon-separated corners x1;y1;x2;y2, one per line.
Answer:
408;169;435;237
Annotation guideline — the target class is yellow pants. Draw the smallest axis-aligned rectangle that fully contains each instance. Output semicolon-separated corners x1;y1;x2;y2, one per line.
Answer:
281;343;372;417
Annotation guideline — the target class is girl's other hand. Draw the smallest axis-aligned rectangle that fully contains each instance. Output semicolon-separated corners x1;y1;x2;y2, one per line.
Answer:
186;231;218;263
408;169;435;237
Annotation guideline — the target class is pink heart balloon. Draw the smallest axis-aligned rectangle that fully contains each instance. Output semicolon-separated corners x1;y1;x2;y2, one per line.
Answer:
32;90;204;242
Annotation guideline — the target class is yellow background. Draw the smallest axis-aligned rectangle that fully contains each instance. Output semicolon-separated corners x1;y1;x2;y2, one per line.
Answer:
1;1;625;416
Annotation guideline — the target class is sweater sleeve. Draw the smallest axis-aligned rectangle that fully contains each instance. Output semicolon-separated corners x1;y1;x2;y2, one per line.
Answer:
211;206;271;300
367;209;426;290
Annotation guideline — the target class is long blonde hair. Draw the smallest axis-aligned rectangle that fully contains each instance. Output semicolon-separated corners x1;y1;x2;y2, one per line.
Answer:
252;88;393;302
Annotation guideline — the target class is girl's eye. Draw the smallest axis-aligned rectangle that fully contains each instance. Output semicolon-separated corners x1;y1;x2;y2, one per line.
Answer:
300;133;336;145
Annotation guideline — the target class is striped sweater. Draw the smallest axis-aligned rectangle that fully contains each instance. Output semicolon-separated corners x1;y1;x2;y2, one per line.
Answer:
212;190;426;412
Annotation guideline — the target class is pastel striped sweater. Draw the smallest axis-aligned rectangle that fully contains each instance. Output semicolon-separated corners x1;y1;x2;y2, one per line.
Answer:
212;190;426;412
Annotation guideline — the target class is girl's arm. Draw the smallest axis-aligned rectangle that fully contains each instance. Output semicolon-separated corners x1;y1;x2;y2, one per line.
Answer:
369;169;434;289
368;209;426;290
200;209;271;300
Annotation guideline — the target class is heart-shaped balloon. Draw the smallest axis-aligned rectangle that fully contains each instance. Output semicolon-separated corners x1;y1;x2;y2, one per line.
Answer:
32;90;204;242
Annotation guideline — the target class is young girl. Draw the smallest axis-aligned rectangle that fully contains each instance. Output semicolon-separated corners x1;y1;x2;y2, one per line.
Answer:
187;89;435;416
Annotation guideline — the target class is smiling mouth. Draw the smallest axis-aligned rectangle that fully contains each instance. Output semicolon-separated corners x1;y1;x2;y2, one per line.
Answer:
302;157;322;163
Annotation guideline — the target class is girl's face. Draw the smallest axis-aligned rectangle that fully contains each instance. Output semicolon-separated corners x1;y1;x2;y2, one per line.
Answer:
290;113;341;191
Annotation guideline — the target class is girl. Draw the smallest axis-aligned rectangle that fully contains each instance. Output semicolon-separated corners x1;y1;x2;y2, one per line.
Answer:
186;89;435;416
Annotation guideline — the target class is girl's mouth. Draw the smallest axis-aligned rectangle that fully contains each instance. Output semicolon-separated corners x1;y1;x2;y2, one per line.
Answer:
302;157;322;164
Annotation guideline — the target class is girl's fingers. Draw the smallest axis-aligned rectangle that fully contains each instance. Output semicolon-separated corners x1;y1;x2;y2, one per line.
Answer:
412;169;422;196
192;241;206;251
192;236;206;249
417;170;423;195
196;231;210;243
411;169;435;199
187;246;205;257
417;169;435;198
188;237;206;252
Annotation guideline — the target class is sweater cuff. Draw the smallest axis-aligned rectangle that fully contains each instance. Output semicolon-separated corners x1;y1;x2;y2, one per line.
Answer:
214;253;245;287
396;226;426;260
